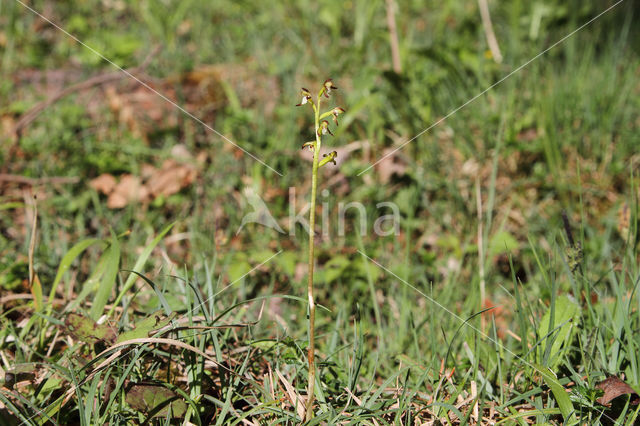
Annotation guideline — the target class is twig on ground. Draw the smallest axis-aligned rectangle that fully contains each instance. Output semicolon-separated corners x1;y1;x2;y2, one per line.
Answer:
0;174;80;185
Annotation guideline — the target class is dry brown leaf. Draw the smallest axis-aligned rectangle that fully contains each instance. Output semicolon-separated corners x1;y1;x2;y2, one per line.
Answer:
170;144;193;161
481;298;511;339
275;369;306;420
180;62;278;116
617;202;632;240
596;376;639;406
105;86;142;138
93;152;198;209
89;173;117;195
461;158;479;177
107;174;148;209
140;163;157;180
1;114;17;142
516;127;539;142
146;159;196;197
104;84;178;141
294;263;306;282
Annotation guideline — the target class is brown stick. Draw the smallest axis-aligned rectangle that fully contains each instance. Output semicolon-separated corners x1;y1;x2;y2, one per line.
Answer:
385;0;402;73
0;174;80;185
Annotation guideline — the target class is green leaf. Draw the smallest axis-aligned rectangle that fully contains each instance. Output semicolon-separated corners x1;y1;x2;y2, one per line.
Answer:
117;311;176;343
354;256;381;282
537;295;579;368
533;363;577;424
250;340;278;351
228;252;252;283
323;255;350;283
126;383;187;418
89;236;121;320
250;249;275;264
0;260;27;291
64;313;117;344
123;270;172;315
38;375;63;396
488;231;519;256
436;234;463;258
31;274;43;312
394;187;416;215
48;239;105;309
67;252;110;313
275;251;297;276
0;202;24;211
108;223;175;317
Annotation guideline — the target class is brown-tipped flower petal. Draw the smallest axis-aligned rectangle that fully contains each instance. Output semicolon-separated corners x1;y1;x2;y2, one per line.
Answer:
331;107;345;126
323;79;338;98
301;141;315;151
296;87;313;106
317;120;333;136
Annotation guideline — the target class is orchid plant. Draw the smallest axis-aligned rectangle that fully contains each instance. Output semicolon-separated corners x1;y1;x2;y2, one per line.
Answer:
296;79;345;419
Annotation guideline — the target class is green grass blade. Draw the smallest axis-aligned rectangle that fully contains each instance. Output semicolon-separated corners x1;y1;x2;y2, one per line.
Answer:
533;363;577;424
47;238;104;308
108;222;174;317
89;235;121;320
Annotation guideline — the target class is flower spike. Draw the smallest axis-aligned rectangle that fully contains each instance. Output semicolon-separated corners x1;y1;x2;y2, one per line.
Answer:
295;78;347;420
296;88;313;106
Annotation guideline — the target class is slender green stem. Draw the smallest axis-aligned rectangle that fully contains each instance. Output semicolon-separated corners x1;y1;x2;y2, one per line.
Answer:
305;92;322;420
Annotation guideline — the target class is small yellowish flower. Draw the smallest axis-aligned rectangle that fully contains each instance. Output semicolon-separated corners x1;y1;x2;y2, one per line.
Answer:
322;79;338;98
331;107;345;126
296;88;313;106
319;150;338;167
317;120;333;136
